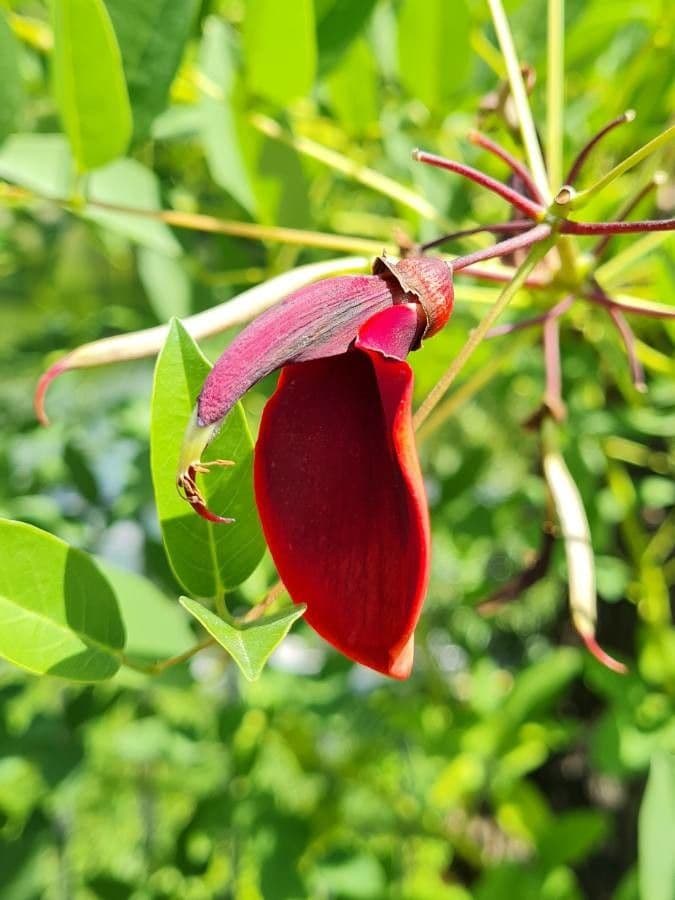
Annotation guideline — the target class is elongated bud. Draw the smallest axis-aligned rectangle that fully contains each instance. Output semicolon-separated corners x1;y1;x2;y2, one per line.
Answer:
179;256;453;521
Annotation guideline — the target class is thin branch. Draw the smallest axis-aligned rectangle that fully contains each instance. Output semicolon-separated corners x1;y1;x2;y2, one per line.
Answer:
607;305;647;391
487;294;573;337
249;113;449;227
413;234;555;430
542;313;566;420
123;637;214;675
565;111;635;185
420;220;532;252
564;124;674;210
592;172;666;259
487;0;551;200
412;150;544;219
468;130;544;201
546;0;565;190
477;528;555;614
452;223;552;271
562;217;675;236
455;263;550;289
243;581;285;623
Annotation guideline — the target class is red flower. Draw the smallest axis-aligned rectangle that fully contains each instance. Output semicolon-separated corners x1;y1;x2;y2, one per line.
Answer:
178;257;454;677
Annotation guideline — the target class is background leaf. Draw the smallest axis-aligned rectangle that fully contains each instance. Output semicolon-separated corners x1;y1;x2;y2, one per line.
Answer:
150;320;266;599
104;0;198;141
0;520;124;681
397;0;471;111
639;751;675;900
51;0;132;171
0;10;23;146
97;561;194;663
137;247;192;320
180;596;306;681
243;0;317;107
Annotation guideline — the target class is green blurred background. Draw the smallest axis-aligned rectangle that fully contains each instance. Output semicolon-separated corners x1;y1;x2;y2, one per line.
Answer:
0;0;674;897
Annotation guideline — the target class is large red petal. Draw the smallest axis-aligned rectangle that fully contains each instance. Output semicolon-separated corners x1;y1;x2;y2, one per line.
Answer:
254;307;429;678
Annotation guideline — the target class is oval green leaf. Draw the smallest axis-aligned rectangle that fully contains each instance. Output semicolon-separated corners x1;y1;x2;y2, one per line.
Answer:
0;519;125;681
180;596;306;681
151;320;266;599
52;0;132;171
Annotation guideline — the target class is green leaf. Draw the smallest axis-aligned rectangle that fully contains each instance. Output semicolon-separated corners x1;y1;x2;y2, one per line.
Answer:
243;0;317;107
96;561;194;662
639;751;675;900
0;10;23;146
0;519;124;681
0;133;72;196
199;16;257;216
397;0;471;111
151;320;265;598
316;0;378;75
137;247;192;320
104;0;198;141
86;158;182;255
180;596;306;681
51;0;132;171
327;38;379;136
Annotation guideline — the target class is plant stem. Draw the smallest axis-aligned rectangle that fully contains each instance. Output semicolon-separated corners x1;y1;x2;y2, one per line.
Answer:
421;220;532;251
595;231;671;284
562;217;674;236
242;580;285;623
487;294;574;337
542;313;566;419
250;114;449;227
566;125;674;210
413;235;555;430
122;637;214;675
487;0;551;201
452;223;551;271
565;111;635;185
606;306;647;391
468;130;544;201
412;150;544;219
592;172;665;258
546;0;565;191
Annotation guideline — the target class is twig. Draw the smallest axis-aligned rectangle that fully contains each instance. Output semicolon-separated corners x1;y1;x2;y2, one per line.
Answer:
468;130;544;202
565;111;635;185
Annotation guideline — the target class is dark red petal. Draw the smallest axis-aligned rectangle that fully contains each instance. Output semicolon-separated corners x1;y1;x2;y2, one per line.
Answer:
254;306;429;678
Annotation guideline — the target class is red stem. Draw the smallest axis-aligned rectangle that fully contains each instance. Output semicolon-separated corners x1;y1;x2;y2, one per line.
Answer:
412;149;545;220
543;314;565;420
455;265;549;289
562;218;675;236
452;224;552;272
421;220;532;252
487;295;574;338
607;306;647;391
592;178;662;259
468;130;545;202
585;288;675;320
565;111;635;185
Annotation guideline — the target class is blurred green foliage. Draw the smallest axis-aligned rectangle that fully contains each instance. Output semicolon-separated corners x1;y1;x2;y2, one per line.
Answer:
0;0;673;897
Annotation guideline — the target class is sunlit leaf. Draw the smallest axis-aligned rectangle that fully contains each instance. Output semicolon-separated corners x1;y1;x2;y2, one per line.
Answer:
0;519;124;681
137;247;192;321
51;0;132;171
180;596;306;681
151;320;265;598
397;0;471;111
243;0;316;107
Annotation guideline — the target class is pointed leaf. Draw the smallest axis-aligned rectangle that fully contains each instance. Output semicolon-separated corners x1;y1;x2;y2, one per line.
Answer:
52;0;132;171
151;320;265;598
0;10;23;146
105;0;198;140
0;520;124;681
180;596;306;681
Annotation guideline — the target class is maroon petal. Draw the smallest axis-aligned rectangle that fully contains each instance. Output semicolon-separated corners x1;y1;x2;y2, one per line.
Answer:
254;304;429;678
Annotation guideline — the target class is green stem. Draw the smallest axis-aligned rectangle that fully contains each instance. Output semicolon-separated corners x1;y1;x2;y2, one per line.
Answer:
122;637;214;675
546;0;565;190
413;235;555;430
487;0;551;201
567;125;674;210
